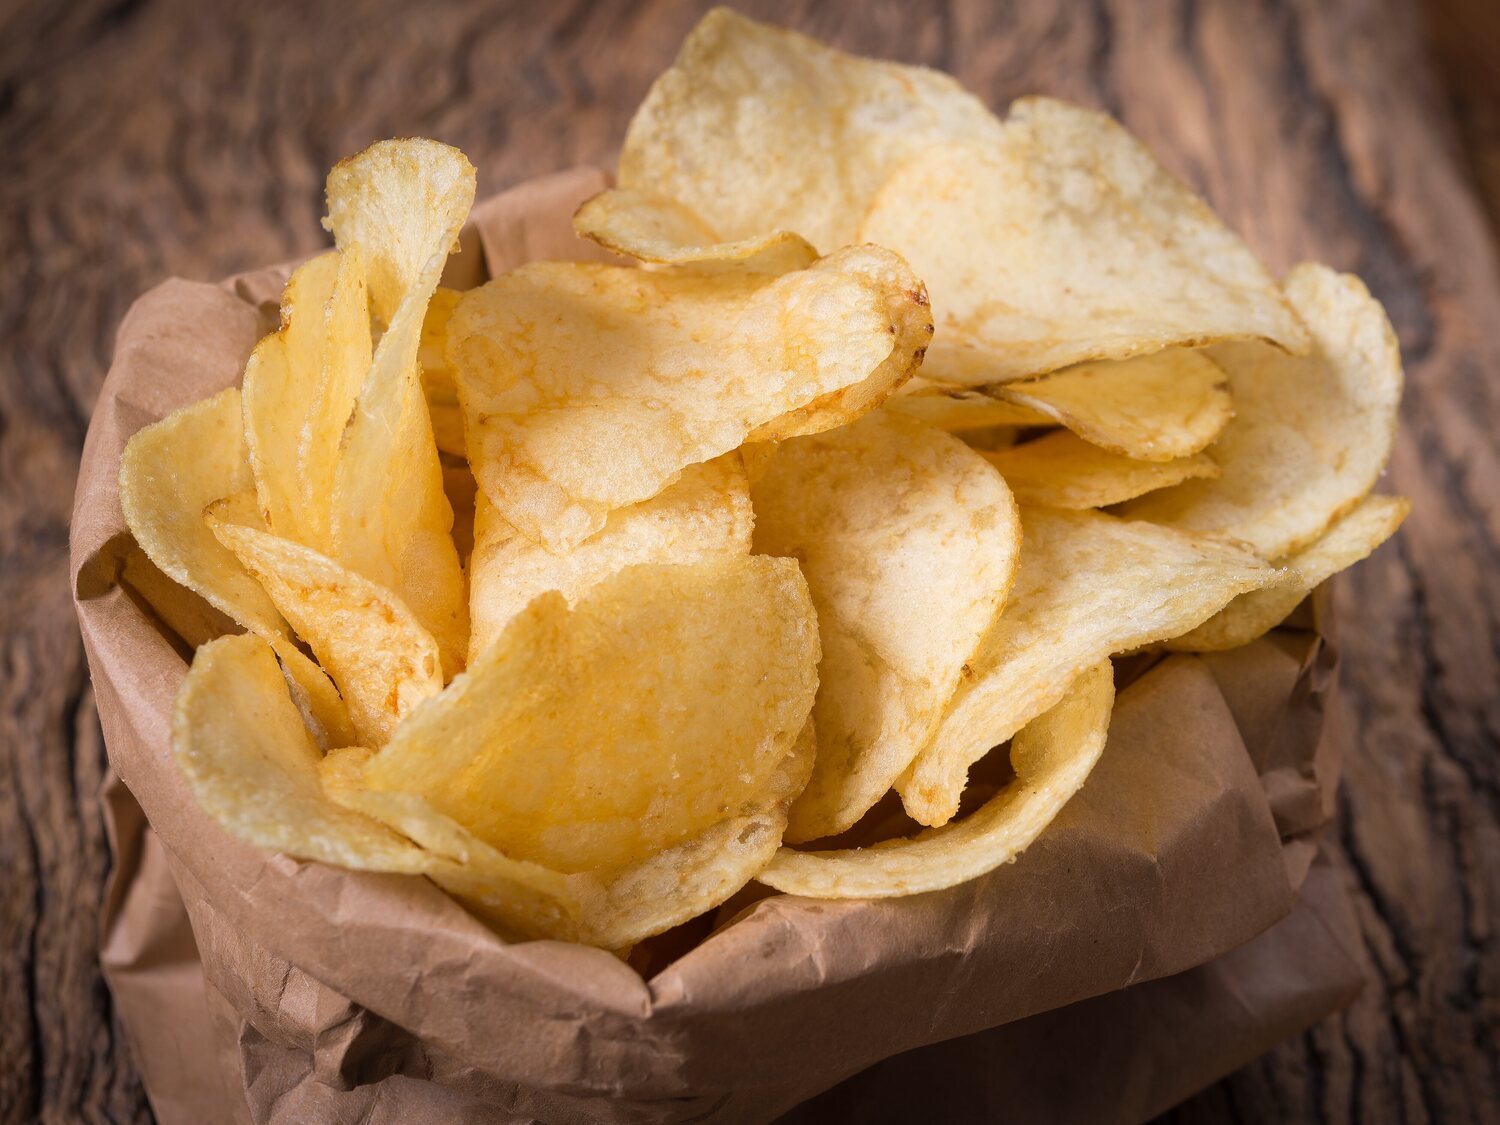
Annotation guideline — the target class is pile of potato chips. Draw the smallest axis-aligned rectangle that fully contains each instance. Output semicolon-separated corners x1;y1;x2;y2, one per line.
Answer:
120;10;1407;950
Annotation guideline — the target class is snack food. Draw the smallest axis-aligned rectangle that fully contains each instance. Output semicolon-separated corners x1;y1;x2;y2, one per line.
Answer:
119;11;1407;948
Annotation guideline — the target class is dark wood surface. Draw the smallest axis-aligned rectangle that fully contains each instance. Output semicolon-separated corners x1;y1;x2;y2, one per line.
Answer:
3;1;1497;1121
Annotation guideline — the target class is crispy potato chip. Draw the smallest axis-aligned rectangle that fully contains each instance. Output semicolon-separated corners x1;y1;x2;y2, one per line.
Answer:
297;245;372;549
985;432;1219;509
858;102;1309;383
448;245;930;549
751;411;1021;841
324;724;814;948
885;376;1047;432
361;557;818;874
242;251;341;544
982;350;1233;460
119;545;236;650
898;508;1275;825
1124;265;1404;558
118;388;355;746
174;634;435;872
1169;494;1410;651
615;8;1003;254
206;505;441;748
761;660;1113;897
325;139;474;677
573;187;819;274
468;454;752;662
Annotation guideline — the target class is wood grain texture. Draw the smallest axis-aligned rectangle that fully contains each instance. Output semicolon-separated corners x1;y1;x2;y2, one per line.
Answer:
2;0;1496;1121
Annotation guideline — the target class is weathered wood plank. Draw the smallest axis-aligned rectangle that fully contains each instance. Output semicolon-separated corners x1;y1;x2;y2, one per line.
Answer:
1;0;1495;1121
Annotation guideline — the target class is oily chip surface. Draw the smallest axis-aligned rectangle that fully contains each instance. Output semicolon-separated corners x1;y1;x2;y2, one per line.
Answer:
858;101;1310;384
448;247;930;550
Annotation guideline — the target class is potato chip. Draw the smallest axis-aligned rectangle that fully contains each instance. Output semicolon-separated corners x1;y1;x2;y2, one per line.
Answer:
206;505;441;748
985;432;1219;509
118;546;236;650
468;454;752;662
325;139;474;677
297;244;372;548
1125;265;1403;558
242;251;342;544
614;8;1003;254
1169;494;1410;651
325;724;814;948
884;376;1047;432
573;186;819;274
361;557;818;874
982;350;1233;460
761;661;1113;897
751;411;1021;841
858;102;1310;384
898;508;1275;825
117;388;355;746
448;245;930;549
174;634;436;872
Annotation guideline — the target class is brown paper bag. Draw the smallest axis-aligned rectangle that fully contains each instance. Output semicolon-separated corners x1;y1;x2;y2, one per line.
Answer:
72;167;1359;1124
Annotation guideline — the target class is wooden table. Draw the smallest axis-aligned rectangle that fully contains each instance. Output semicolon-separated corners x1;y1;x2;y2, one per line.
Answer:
3;1;1496;1120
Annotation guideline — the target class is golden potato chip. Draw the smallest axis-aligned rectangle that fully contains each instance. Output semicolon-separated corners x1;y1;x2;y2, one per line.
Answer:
119;545;235;650
898;508;1274;825
983;350;1233;461
886;376;1048;432
324;725;814;948
468;454;752;662
242;251;341;544
427;400;466;458
120;388;284;635
173;634;436;872
761;661;1113;897
573;187;819;274
360;557;819;874
325;139;474;677
117;390;356;746
1125;264;1404;558
1169;494;1410;651
615;8;1003;254
751;411;1021;841
858;102;1310;384
448;245;930;549
985;432;1219;509
206;506;442;748
297;244;372;548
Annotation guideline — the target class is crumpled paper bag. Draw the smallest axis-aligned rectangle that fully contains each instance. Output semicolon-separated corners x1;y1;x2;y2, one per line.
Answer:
72;167;1361;1125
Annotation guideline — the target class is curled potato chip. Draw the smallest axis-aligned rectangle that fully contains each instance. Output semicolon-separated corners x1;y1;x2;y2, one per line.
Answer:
858;102;1309;384
207;505;441;748
1169;494;1410;651
469;454;751;662
762;661;1113;897
985;432;1219;509
982;350;1233;460
324;724;814;948
886;376;1048;432
615;8;1003;254
898;508;1275;825
448;246;930;549
361;557;819;874
422;287;467;458
242;252;341;544
574;187;819;274
751;412;1021;841
325;139;474;678
174;634;436;872
118;388;354;746
297;245;372;548
1125;264;1404;558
